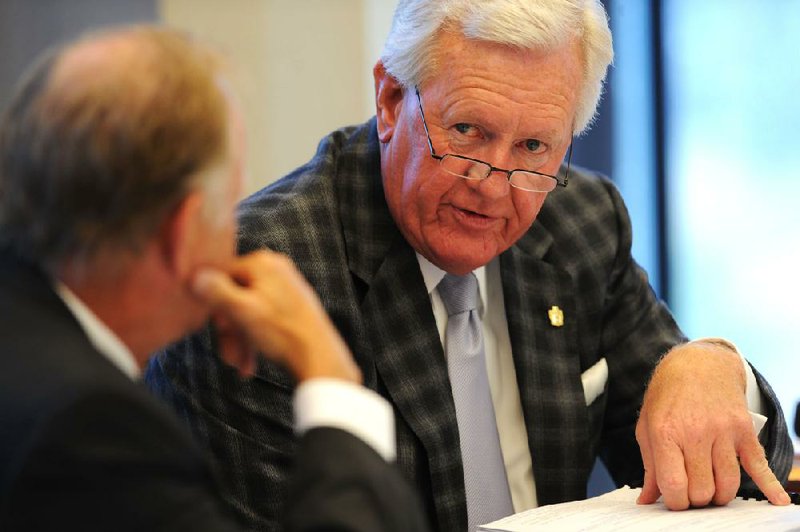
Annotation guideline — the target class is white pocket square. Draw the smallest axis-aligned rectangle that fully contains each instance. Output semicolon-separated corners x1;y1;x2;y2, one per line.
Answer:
581;357;608;406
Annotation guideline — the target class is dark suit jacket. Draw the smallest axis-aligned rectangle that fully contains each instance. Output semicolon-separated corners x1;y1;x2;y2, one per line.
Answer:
0;252;428;532
147;118;794;531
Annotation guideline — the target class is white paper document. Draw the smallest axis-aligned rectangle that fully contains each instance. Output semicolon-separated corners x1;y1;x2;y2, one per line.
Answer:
479;486;800;532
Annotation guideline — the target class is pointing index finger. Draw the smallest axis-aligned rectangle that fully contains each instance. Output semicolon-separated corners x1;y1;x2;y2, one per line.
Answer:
738;434;790;506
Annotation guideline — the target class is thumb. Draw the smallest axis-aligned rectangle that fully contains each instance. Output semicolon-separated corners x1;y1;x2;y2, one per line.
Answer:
637;431;661;504
637;466;661;505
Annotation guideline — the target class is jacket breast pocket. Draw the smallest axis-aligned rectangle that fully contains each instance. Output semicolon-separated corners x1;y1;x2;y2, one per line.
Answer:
581;357;608;406
583;357;608;453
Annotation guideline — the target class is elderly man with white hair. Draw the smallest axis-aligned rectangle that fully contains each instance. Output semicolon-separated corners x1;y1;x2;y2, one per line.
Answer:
148;1;793;530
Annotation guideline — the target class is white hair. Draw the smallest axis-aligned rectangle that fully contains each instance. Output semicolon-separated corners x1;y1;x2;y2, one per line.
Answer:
380;0;614;135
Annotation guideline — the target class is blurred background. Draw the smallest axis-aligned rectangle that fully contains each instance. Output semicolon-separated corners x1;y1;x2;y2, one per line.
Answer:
1;0;797;462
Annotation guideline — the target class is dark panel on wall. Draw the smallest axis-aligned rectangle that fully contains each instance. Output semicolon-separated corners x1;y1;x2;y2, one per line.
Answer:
570;0;614;180
572;85;614;179
0;0;157;112
650;0;668;303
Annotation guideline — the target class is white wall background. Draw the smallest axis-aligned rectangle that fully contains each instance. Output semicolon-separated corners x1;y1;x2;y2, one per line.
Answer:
159;0;395;196
0;0;395;196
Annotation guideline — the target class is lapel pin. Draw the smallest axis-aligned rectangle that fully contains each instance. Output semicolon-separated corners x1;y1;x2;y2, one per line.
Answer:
548;306;564;327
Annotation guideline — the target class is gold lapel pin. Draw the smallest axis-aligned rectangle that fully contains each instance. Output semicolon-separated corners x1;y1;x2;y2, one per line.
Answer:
548;306;564;327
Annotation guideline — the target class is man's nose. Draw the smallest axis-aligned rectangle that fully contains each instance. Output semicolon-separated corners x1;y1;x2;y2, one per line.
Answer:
468;146;514;199
466;169;511;199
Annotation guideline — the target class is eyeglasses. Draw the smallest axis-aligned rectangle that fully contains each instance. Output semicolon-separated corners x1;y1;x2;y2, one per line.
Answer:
415;87;571;192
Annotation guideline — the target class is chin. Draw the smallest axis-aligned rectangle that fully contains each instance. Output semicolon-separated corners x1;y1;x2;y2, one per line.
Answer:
431;251;493;275
432;239;503;274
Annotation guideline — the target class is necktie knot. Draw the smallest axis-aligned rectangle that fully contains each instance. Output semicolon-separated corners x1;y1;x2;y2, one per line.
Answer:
437;273;479;317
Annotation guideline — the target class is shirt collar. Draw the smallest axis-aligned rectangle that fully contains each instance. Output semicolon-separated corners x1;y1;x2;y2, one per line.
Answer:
415;252;488;313
54;282;140;380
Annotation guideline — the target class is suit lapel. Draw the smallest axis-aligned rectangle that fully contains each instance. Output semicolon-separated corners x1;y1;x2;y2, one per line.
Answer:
500;225;593;505
361;237;465;526
337;124;466;529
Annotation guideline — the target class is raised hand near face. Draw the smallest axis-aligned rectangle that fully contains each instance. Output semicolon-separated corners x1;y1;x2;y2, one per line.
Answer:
191;250;361;384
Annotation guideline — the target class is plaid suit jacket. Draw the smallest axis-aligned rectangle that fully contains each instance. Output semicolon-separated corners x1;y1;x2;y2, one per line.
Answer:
147;118;793;531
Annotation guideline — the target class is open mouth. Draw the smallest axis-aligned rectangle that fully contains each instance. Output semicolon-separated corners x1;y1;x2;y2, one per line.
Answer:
451;205;498;229
458;207;489;219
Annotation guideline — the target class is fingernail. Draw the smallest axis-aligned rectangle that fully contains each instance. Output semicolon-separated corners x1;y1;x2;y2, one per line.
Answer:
777;491;791;505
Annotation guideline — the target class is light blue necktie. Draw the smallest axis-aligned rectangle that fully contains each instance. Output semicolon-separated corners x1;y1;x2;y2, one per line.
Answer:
438;273;514;531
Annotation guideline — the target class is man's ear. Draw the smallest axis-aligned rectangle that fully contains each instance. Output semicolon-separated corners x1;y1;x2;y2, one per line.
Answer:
158;190;205;281
373;60;405;143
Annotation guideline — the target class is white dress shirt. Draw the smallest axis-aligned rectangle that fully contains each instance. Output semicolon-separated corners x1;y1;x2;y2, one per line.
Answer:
416;254;538;511
55;282;140;380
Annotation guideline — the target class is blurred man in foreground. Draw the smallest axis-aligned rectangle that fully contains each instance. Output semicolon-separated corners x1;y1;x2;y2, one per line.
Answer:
0;26;426;532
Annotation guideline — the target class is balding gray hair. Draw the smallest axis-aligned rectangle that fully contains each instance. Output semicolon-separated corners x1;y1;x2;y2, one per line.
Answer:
0;26;229;270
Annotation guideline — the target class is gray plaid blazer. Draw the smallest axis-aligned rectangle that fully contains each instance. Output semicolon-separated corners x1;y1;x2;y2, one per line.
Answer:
147;118;793;532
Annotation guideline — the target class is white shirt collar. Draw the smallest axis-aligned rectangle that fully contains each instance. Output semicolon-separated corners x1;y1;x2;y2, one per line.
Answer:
54;282;140;380
415;252;488;313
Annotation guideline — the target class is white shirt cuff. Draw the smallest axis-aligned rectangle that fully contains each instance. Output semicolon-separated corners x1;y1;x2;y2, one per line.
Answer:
694;337;767;433
293;378;396;462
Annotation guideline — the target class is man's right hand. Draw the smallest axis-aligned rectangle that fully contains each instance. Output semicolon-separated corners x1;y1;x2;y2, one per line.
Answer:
189;250;361;384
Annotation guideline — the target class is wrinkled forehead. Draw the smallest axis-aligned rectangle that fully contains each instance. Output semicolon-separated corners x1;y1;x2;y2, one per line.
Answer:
420;32;583;127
